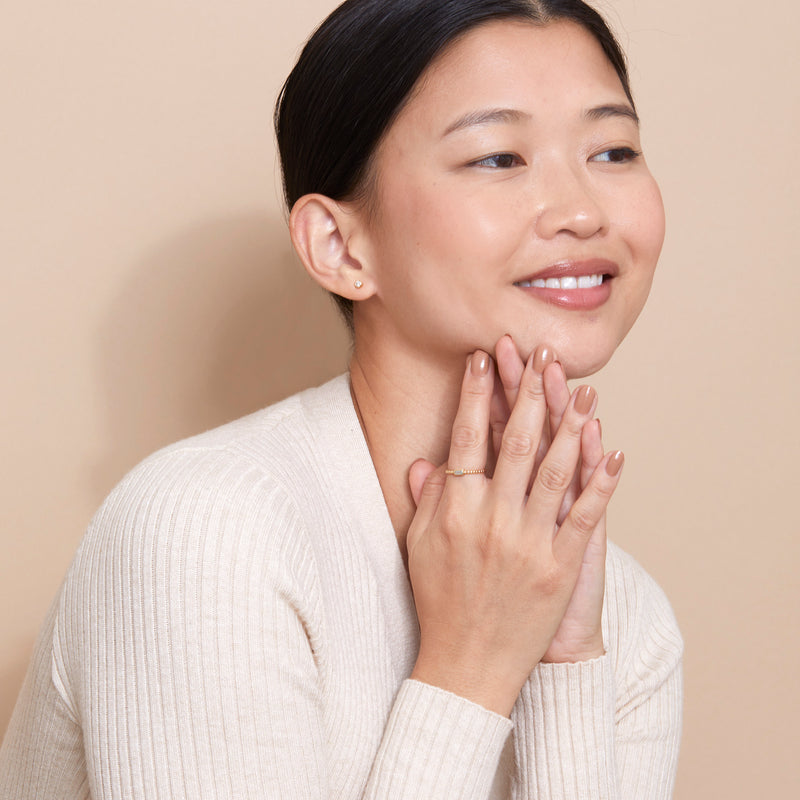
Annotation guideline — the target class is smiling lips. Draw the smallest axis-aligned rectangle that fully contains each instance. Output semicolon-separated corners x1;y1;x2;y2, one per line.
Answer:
513;258;618;310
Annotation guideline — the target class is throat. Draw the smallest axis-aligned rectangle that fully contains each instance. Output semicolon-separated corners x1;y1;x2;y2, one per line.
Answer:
348;352;462;555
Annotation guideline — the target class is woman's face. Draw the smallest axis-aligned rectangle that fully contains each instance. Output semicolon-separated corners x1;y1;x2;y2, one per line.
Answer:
355;20;665;378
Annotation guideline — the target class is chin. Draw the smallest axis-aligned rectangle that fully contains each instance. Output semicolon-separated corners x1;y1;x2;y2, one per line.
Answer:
561;351;613;380
511;328;621;380
545;333;621;380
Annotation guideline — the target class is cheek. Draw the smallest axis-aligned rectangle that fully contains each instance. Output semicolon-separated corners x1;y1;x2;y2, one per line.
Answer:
376;177;510;279
627;179;666;265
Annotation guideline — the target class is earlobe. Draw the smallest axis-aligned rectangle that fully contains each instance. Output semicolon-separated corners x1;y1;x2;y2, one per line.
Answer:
289;194;374;299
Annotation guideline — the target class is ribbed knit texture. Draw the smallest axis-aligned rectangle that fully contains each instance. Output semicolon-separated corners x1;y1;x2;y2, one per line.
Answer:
0;375;682;799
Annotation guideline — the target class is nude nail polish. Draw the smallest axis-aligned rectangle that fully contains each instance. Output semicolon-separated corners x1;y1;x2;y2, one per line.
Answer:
532;345;555;374
574;385;596;414
606;450;624;476
471;351;490;376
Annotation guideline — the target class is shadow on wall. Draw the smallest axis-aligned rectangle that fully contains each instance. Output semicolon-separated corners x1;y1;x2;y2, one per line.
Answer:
92;213;350;498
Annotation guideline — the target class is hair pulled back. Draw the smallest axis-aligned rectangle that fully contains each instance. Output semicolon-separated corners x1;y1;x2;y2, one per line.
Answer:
275;0;633;328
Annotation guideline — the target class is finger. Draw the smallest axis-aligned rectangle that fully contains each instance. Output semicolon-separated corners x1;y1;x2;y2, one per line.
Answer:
543;365;589;523
554;450;624;566
446;350;494;478
526;384;598;522
489;374;510;472
543;360;571;438
492;345;555;500
580;419;604;490
409;458;438;507
495;334;526;410
497;338;555;490
533;360;569;487
405;463;448;551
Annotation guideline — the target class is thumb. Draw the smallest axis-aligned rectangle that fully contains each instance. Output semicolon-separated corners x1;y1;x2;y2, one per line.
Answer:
408;458;440;507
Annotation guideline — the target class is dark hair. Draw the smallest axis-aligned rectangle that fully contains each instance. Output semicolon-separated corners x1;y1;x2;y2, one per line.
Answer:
275;0;634;330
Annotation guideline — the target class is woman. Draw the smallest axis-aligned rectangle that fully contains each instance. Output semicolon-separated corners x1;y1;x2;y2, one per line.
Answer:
0;0;682;797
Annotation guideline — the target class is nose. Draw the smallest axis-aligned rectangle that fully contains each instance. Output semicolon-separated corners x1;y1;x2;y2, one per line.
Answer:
532;159;608;240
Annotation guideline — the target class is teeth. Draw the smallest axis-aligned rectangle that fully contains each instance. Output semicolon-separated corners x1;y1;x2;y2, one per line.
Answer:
516;274;604;290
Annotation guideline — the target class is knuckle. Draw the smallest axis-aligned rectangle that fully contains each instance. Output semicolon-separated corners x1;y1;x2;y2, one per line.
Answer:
451;422;482;451
569;505;596;537
538;564;563;595
591;478;615;502
501;429;537;462
519;375;545;402
559;417;585;440
421;472;446;498
438;505;463;538
536;462;570;494
463;381;488;400
556;409;587;440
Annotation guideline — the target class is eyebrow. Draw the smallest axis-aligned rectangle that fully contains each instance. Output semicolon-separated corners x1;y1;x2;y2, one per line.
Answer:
583;103;640;126
442;108;531;137
442;103;640;138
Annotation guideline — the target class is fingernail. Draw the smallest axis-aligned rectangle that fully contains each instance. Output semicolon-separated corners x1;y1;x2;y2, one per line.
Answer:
471;350;490;376
574;385;596;414
532;345;556;374
605;450;624;476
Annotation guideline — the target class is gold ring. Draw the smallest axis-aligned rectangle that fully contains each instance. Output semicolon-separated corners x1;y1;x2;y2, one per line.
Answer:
445;468;486;476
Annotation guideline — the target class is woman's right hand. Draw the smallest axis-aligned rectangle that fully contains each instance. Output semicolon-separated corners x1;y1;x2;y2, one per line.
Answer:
406;347;623;717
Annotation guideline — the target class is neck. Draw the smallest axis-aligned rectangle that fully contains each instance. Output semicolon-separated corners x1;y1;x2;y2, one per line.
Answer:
348;338;466;558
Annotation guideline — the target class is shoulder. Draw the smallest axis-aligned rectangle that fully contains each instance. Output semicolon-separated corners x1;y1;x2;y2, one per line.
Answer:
604;542;683;685
55;380;356;679
90;375;350;539
67;376;354;601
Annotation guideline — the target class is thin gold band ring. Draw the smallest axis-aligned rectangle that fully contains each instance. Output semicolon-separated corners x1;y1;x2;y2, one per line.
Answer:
445;468;486;476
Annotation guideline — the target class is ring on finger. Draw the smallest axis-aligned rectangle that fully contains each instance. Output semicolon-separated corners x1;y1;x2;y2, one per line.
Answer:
445;467;486;477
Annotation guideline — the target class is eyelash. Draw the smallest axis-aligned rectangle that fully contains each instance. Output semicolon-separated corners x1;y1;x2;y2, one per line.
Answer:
590;147;642;164
470;153;524;169
469;147;642;169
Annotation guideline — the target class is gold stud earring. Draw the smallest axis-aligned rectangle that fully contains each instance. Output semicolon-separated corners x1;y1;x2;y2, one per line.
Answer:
354;279;363;289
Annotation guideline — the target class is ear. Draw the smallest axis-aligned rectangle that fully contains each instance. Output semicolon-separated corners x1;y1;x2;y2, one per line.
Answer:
289;194;374;299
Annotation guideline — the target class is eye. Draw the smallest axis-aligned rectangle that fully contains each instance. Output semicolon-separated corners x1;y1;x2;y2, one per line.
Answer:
470;152;524;169
590;147;641;164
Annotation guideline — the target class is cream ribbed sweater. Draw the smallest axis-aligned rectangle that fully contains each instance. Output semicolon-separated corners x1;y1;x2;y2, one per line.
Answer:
0;375;682;799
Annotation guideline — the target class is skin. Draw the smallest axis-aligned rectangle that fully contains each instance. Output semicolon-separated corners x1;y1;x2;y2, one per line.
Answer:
289;20;665;717
356;19;664;379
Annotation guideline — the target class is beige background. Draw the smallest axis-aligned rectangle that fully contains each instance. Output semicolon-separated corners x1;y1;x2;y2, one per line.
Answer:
2;0;798;795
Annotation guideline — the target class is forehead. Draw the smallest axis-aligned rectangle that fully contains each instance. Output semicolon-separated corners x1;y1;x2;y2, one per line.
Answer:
396;19;628;131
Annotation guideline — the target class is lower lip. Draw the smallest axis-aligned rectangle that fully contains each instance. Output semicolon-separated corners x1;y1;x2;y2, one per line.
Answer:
515;278;612;310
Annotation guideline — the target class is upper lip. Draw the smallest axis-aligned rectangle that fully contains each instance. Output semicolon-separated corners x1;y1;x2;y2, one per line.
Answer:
514;258;620;283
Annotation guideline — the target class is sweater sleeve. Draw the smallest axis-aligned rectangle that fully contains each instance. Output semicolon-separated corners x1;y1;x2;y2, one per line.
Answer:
1;447;510;800
510;547;683;800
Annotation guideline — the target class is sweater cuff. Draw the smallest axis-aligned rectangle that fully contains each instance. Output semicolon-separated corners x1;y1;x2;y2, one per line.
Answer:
512;655;618;799
364;678;512;800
